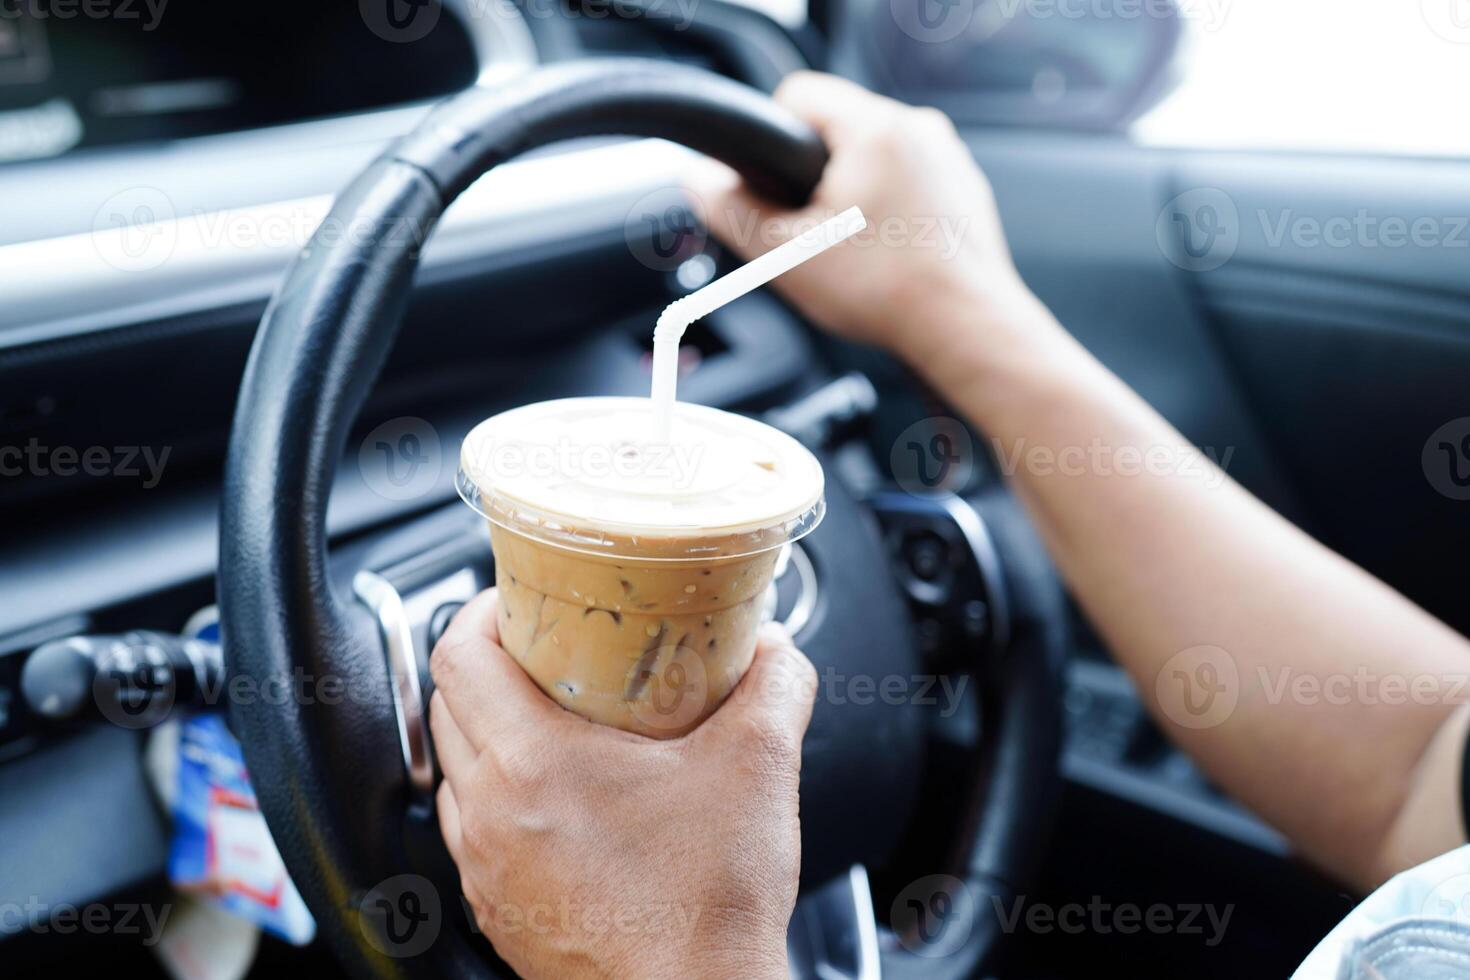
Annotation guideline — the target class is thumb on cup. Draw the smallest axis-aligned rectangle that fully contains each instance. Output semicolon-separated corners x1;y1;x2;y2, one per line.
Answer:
703;622;819;757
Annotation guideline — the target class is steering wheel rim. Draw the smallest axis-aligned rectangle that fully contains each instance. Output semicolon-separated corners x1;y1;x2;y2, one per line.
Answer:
220;60;1064;980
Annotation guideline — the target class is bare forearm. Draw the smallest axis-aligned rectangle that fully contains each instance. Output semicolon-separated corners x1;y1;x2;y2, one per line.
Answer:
690;66;1470;888
902;285;1470;889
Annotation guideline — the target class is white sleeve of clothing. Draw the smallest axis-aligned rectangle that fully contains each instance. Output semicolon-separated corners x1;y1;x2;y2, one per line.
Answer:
1292;845;1470;978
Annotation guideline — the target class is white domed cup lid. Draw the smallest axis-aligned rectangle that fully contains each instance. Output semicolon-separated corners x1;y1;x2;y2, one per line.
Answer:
457;396;825;562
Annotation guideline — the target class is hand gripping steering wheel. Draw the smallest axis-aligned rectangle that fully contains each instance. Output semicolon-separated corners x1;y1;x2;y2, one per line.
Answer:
220;60;1065;979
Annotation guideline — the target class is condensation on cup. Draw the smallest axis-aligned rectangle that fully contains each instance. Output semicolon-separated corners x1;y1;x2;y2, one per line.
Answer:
458;397;825;737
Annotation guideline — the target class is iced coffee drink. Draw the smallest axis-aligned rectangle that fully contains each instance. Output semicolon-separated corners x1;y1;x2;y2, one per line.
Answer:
458;396;824;738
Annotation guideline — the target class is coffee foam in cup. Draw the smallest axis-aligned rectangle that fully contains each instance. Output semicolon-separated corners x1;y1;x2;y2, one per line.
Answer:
459;396;824;559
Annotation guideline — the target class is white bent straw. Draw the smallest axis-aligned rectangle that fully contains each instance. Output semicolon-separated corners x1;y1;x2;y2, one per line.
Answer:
650;206;868;442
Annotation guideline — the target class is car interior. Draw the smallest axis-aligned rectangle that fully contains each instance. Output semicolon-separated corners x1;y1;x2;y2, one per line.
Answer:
3;1;1467;977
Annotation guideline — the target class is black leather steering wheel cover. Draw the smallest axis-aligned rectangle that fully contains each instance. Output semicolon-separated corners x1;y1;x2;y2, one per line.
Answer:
221;159;462;979
392;59;829;206
221;61;828;980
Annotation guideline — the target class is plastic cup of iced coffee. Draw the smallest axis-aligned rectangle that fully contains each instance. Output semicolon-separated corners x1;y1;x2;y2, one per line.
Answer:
457;396;824;737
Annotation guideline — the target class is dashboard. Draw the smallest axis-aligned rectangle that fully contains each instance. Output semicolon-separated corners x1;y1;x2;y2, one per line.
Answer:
0;4;479;163
0;6;1342;974
0;0;800;170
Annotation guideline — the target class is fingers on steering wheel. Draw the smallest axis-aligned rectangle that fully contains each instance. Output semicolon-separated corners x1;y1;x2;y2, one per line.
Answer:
683;159;776;262
429;587;564;752
774;70;899;142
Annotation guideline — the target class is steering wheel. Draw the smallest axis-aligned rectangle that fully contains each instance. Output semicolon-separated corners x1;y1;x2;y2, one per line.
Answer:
220;60;1065;980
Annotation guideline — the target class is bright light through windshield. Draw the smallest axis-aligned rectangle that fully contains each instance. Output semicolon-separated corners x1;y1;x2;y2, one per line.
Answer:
1134;0;1470;156
720;0;808;27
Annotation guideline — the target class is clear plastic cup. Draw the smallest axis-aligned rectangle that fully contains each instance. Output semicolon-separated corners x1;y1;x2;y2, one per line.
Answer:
458;396;824;738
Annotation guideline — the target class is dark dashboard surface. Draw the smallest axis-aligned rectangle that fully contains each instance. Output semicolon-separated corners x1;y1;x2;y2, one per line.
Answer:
0;0;816;628
0;4;476;163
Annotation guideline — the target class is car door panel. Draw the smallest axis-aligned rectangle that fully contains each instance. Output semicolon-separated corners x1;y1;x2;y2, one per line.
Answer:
969;132;1470;636
969;133;1305;521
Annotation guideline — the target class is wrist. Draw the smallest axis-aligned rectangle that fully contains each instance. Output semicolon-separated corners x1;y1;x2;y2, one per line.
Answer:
682;946;787;975
893;267;1070;404
687;939;788;980
621;938;784;980
612;919;788;980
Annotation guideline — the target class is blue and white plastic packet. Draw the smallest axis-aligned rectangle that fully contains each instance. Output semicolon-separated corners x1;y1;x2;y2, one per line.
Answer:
169;713;316;946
